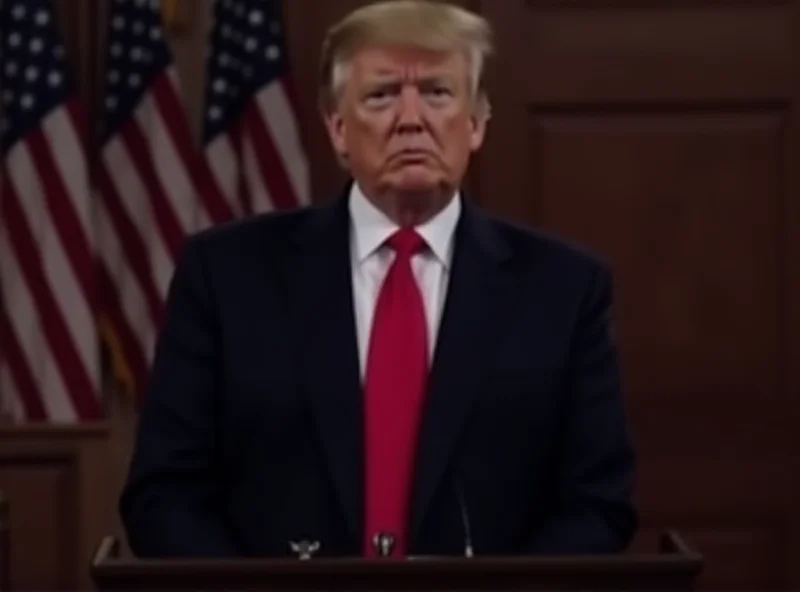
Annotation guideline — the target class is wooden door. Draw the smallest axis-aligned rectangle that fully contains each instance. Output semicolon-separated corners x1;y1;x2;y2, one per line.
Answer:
477;1;800;589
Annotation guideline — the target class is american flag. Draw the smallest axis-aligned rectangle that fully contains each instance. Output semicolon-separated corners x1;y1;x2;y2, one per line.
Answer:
96;0;210;403
0;0;102;421
202;0;310;219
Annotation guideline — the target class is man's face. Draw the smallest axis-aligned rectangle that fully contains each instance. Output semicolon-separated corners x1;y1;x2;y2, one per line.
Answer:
324;45;487;201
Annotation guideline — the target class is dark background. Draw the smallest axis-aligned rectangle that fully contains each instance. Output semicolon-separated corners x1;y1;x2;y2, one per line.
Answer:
1;0;799;589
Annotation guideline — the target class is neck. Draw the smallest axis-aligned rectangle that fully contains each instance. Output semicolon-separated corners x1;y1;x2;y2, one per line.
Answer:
366;185;455;227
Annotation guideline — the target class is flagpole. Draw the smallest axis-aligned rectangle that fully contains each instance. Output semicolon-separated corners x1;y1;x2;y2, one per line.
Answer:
161;0;187;33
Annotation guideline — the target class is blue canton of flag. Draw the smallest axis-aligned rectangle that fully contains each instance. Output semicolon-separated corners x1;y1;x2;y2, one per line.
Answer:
1;0;72;153
203;0;289;143
101;0;171;141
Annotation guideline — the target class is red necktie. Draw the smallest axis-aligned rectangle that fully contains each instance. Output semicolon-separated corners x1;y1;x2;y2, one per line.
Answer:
363;228;428;557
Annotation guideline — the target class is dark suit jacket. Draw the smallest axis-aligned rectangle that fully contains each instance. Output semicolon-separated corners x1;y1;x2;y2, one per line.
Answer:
119;191;637;558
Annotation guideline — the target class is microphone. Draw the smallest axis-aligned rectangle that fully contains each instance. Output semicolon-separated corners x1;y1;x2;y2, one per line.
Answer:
456;483;474;558
371;532;396;557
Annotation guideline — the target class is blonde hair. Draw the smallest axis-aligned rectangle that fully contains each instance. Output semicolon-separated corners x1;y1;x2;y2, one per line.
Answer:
319;0;493;116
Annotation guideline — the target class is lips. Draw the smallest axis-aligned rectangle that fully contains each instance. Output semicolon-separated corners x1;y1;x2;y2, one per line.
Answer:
392;148;433;162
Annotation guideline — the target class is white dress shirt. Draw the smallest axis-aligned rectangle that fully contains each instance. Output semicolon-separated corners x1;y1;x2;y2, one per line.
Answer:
349;182;461;379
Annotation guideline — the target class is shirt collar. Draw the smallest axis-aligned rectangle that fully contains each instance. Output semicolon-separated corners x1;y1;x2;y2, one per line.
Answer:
348;181;461;268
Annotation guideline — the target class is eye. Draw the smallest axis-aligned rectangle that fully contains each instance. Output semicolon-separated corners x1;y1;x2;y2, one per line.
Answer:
363;84;399;108
420;83;454;102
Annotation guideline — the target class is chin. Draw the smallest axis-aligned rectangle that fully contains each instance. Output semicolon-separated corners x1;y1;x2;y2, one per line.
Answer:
391;171;444;194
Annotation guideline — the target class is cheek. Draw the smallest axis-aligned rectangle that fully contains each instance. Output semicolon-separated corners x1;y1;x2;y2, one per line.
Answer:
347;117;392;153
440;116;475;151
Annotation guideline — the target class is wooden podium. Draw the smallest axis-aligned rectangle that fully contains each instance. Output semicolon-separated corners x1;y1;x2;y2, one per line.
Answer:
90;530;703;591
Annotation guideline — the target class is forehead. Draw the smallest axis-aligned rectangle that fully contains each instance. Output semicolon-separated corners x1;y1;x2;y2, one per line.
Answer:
348;45;469;80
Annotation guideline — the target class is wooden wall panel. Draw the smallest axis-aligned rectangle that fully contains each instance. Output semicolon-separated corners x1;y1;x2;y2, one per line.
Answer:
533;109;783;423
0;427;112;591
522;5;793;102
0;453;78;590
481;0;800;588
532;110;791;588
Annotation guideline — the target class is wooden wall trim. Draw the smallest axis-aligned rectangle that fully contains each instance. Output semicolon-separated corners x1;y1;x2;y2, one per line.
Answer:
0;423;109;440
785;3;800;588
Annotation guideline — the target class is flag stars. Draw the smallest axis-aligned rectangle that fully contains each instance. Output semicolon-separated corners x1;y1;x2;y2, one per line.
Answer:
12;4;26;20
113;15;126;30
249;10;263;26
49;71;63;87
129;73;141;87
108;70;120;83
30;38;44;54
21;95;35;110
266;45;280;61
133;21;145;35
53;45;65;59
36;10;50;26
106;96;118;110
25;67;39;82
6;62;18;77
203;1;292;140
131;47;143;61
111;44;123;57
9;33;22;47
150;27;162;41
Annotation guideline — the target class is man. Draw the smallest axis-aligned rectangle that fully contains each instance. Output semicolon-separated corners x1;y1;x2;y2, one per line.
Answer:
120;0;637;558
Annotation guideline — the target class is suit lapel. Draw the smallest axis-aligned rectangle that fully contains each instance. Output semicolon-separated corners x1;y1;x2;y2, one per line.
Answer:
410;202;514;544
283;196;363;546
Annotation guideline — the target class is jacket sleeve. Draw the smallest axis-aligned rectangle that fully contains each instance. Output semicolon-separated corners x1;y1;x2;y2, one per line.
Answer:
119;236;238;557
527;262;638;554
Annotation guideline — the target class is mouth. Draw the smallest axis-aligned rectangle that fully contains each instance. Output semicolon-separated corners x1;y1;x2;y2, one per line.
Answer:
392;149;434;164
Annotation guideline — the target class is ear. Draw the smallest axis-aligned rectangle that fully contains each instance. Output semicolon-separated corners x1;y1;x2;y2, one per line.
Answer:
468;107;488;152
323;109;348;161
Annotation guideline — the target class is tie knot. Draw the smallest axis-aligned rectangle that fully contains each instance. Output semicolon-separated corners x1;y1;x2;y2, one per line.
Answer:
387;227;425;257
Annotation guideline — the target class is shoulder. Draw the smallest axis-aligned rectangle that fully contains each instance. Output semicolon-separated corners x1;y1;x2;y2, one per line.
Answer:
177;203;329;267
471;207;615;326
472;206;611;283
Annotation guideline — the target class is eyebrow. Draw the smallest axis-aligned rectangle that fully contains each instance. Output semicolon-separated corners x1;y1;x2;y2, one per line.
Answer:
363;74;455;85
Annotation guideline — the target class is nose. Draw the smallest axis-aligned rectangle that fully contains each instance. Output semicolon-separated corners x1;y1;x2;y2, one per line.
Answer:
396;86;424;133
